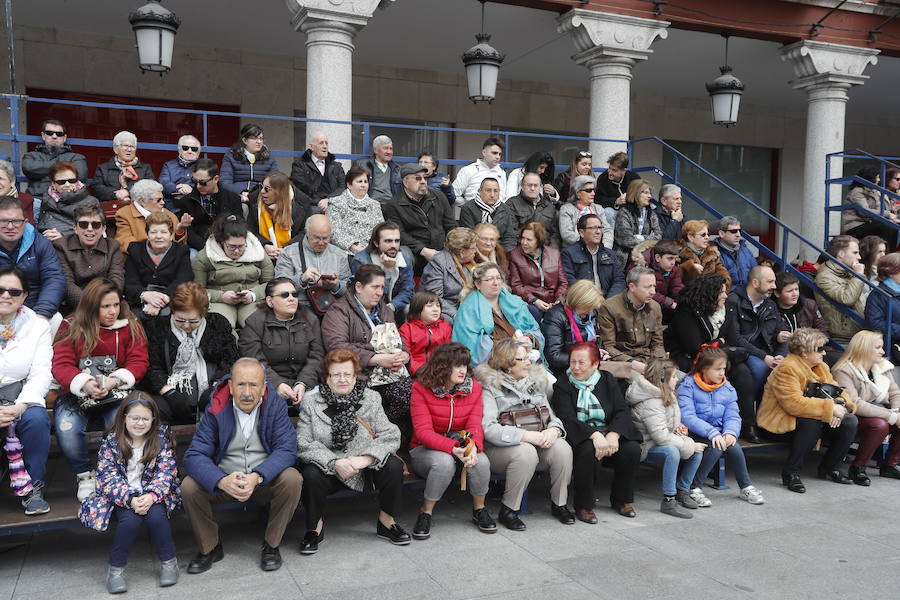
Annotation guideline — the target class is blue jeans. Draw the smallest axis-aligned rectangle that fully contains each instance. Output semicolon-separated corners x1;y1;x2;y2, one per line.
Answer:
54;395;118;474
109;504;176;567
8;405;51;484
693;443;753;489
745;355;771;395
644;445;703;496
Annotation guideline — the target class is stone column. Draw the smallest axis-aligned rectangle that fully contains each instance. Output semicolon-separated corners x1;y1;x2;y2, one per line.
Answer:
287;0;391;160
558;10;668;161
780;40;878;254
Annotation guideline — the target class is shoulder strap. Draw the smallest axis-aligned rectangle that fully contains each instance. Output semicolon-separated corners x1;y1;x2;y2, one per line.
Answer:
356;415;377;439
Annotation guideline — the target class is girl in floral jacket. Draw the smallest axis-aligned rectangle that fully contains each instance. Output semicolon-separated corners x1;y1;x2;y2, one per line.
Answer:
79;393;181;594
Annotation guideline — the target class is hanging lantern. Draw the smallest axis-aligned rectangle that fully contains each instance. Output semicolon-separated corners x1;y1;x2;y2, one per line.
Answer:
706;34;744;127
461;1;505;103
129;1;181;75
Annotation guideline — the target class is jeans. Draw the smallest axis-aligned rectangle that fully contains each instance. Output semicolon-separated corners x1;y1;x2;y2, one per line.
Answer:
54;395;118;474
644;445;703;496
109;504;176;567
9;405;51;483
745;355;771;395
693;443;753;489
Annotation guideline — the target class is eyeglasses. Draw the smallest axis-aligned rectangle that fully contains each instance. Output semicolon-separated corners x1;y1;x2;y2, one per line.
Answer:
328;372;355;381
725;228;742;234
224;243;247;252
125;415;152;424
0;287;24;297
43;130;66;137
578;188;596;194
814;346;827;354
695;232;709;238
181;145;200;152
0;218;25;227
174;317;202;325
479;276;503;283
261;185;272;193
580;225;602;231
193;178;212;186
76;220;103;230
407;175;427;181
54;178;78;185
513;356;528;362
273;291;299;299
117;144;136;151
245;135;264;141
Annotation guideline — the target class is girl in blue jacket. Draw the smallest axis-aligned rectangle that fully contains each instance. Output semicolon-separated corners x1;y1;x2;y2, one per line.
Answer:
677;345;765;507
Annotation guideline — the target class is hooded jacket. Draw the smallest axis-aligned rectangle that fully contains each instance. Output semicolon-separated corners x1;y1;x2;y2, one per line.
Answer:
626;373;696;461
399;317;452;375
219;149;279;196
677;374;741;441
192;234;274;302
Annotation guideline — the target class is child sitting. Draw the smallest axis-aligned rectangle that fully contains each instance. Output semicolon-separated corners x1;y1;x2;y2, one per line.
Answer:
630;239;684;324
399;291;452;374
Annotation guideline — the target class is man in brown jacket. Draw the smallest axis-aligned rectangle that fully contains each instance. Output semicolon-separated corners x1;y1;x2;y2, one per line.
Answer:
597;267;664;374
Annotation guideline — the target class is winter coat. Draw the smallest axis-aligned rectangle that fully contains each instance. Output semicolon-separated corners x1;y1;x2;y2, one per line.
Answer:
352;156;402;202
842;185;890;232
37;188;100;236
726;285;787;359
664;305;741;373
410;378;485;453
123;241;193;309
560;240;626;298
142;312;239;394
175;186;244;251
22;143;88;197
630;240;684;313
714;239;757;288
540;303;604;373
475;363;564;447
53;234;125;309
506;194;560;248
325;189;384;253
219;150;278;195
508;246;568;306
626;373;696;461
79;428;181;532
457;200;518;250
421;250;469;323
91;158;154;204
677;375;742;440
321;290;402;381
597;292;664;363
381;189;456;266
191;235;274;303
758;353;854;434
351;247;415;312
778;297;830;337
864;281;900;344
832;359;900;421
0;306;52;406
551;371;641;445
290;149;346;200
0;223;65;318
296;386;400;492
654;203;683;241
399;318;452;375
613;205;661;267
238;306;324;390
815;260;866;344
426;171;456;206
558;202;613;248
595;170;641;209
677;242;731;288
183;376;298;494
274;238;351;311
52;318;149;397
159;159;194;198
114;204;185;252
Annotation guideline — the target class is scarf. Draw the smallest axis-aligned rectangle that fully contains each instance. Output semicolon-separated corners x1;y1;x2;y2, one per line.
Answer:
693;372;726;392
177;156;196;169
451;289;543;362
565;306;596;343
708;307;726;339
321;380;365;453
567;368;605;427
0;307;28;350
432;375;473;400
885;278;900;294
258;203;291;249
166;317;209;396
848;362;892;406
4;422;33;497
114;156;140;181
473;198;499;223
47;181;86;202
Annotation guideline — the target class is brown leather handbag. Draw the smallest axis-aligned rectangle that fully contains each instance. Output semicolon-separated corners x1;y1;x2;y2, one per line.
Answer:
498;405;551;432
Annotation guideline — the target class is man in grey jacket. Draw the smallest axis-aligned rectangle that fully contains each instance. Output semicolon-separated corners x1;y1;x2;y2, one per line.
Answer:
22;120;88;198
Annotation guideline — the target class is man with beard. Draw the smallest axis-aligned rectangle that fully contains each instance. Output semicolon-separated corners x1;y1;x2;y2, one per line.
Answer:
351;220;415;317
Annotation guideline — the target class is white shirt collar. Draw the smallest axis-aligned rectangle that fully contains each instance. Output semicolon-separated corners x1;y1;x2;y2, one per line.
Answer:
233;399;260;438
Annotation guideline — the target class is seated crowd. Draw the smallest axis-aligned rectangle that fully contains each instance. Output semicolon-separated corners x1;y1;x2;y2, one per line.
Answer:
1;124;899;594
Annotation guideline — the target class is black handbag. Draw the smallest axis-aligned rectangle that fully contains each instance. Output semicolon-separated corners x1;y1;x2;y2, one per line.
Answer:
804;382;844;400
77;355;127;413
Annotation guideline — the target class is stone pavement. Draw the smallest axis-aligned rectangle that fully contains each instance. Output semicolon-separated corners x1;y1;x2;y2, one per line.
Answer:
2;452;900;600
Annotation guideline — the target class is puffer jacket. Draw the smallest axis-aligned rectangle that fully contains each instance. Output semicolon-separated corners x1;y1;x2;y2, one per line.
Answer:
191;234;274;302
508;246;568;306
421;250;469;323
841;185;889;232
560;240;626;298
399;318;452;375
715;238;757;288
815;260;866;344
864;281;900;343
159;159;195;199
540;303;604;373
22;143;88;197
613;205;661;267
37;187;100;235
474;363;564;447
597;292;664;363
676;374;741;441
219;149;279;196
238;306;324;390
410;377;484;453
320;290;402;380
0;223;66;318
290;149;346;200
832;359;900;422
626;373;696;461
631;240;684;312
677;242;732;288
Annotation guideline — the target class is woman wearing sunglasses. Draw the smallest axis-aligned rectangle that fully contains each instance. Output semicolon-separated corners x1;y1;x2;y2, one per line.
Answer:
141;282;238;424
159;135;201;203
37;161;101;242
239;277;324;406
676;219;732;288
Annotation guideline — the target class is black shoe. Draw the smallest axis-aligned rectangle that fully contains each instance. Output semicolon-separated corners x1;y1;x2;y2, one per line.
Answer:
260;543;282;571
848;465;871;486
880;464;900;479
782;472;806;493
186;543;223;574
817;465;852;484
551;503;576;525
377;521;411;545
743;426;762;444
412;512;432;540
472;507;497;534
300;530;323;555
497;504;526;531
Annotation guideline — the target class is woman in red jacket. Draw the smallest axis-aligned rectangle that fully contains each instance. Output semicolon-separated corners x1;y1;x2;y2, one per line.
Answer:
52;277;149;502
508;221;567;322
399;291;452;375
409;342;496;540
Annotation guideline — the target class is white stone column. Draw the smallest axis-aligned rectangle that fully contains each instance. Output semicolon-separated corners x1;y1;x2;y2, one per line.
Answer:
287;0;390;160
780;40;878;255
558;10;668;161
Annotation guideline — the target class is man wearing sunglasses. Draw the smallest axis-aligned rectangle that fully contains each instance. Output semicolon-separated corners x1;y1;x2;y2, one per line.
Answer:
160;135;202;207
714;215;756;287
21;119;88;198
176;158;243;252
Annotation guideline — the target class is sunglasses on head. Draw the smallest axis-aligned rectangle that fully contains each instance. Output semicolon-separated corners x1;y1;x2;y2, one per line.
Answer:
273;291;299;299
181;145;199;152
76;220;103;230
577;151;592;158
54;178;78;185
43;130;65;137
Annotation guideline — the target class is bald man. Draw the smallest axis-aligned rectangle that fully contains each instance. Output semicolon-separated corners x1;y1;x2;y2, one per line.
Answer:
290;131;346;209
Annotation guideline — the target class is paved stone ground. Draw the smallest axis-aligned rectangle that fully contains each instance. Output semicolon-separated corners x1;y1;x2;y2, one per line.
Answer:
3;452;900;600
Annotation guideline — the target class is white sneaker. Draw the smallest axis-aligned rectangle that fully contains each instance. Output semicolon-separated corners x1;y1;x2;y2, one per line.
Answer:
739;485;765;505
689;487;712;507
75;471;97;502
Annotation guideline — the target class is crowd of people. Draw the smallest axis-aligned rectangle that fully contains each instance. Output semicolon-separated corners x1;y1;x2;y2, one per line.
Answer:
1;122;899;594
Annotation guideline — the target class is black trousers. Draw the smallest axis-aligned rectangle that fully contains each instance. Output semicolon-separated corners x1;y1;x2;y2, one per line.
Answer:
571;437;640;510
299;454;404;530
846;222;898;248
727;361;756;429
783;414;858;475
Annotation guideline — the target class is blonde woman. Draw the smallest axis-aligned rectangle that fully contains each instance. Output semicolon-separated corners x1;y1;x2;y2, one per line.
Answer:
421;227;478;324
613;179;661;267
247;172;308;262
540;280;609;376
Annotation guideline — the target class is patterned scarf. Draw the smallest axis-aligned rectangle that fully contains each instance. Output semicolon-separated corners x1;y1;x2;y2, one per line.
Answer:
114;156;140;181
0;308;27;350
567;368;606;427
166;317;208;396
47;181;86;202
473;198;499;223
432;375;473;400
320;380;365;452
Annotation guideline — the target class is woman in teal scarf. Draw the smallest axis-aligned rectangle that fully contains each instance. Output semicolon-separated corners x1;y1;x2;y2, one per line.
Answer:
451;263;543;366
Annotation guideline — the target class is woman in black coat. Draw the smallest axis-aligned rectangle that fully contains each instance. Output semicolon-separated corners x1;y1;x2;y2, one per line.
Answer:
551;342;642;523
541;280;610;377
142;282;239;423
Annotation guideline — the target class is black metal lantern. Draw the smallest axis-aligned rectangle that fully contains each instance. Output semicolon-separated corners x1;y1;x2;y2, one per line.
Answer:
706;34;744;127
129;1;181;75
461;0;505;103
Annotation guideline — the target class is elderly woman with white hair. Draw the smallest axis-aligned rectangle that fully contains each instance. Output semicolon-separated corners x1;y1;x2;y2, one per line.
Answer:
115;179;190;252
558;174;612;248
91;131;155;212
159;134;201;203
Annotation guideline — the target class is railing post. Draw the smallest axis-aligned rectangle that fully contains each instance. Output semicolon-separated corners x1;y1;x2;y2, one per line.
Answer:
503;133;510;165
9;95;19;183
824;154;831;247
673;155;680;184
361;123;371;158
201;112;209;157
781;228;789;267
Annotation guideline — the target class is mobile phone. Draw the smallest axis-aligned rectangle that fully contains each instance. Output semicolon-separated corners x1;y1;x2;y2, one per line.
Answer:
320;273;337;280
235;291;248;297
